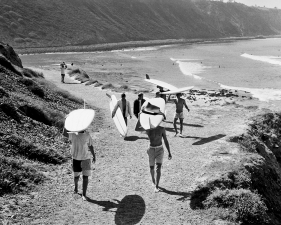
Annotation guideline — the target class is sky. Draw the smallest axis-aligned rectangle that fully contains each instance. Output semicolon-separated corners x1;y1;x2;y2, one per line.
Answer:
234;0;281;9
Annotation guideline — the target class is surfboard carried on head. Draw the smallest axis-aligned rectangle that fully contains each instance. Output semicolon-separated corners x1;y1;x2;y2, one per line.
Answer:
106;93;128;137
65;109;95;132
145;74;177;91
139;97;165;130
145;74;194;94
160;86;194;94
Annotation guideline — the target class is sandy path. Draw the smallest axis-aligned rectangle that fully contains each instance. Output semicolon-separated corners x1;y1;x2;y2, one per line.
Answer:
22;69;258;225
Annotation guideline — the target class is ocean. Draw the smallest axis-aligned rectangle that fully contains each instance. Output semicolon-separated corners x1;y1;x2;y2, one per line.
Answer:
20;38;281;103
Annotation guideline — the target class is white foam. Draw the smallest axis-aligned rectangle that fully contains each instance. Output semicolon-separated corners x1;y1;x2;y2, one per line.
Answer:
171;58;206;80
241;53;281;66
219;83;281;102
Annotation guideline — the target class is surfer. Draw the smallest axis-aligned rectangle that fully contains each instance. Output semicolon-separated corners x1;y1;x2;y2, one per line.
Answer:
60;62;67;83
157;86;168;103
64;130;96;201
112;93;132;125
173;93;190;137
133;92;146;118
141;101;172;193
146;123;172;193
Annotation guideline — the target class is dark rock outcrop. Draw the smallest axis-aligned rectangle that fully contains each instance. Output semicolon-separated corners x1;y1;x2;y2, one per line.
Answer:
0;41;22;67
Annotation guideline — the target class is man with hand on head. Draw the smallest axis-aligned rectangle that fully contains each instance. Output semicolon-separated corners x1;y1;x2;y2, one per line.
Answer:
133;92;146;118
173;93;190;137
65;129;96;201
60;62;67;83
112;93;132;125
140;99;172;193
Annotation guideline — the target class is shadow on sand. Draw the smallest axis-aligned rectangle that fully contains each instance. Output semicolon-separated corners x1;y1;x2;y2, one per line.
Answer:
164;121;204;128
87;195;146;225
192;134;226;145
159;187;192;201
124;136;148;141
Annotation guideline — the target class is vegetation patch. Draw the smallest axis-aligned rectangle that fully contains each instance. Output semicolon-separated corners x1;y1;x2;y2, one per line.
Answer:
0;157;44;196
68;68;89;83
23;67;44;78
20;77;45;98
1;134;66;164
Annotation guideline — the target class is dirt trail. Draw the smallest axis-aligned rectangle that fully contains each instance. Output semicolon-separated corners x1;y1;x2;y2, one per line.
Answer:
20;69;258;225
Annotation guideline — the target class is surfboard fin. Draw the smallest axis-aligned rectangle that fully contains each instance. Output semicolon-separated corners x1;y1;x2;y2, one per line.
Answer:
146;74;150;80
106;93;112;99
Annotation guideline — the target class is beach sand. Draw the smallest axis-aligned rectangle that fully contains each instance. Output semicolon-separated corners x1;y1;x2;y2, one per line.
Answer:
10;66;276;224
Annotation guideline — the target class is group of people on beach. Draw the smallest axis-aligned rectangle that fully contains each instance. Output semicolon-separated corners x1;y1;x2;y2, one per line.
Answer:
64;84;191;199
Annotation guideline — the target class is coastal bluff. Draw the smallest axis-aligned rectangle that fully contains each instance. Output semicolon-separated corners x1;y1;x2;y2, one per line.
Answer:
0;0;281;49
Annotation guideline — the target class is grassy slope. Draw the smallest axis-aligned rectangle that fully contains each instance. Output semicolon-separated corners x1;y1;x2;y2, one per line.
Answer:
1;0;281;48
0;52;101;197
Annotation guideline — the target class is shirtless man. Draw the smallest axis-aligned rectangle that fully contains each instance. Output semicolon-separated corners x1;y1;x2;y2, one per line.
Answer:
173;93;190;137
146;126;172;192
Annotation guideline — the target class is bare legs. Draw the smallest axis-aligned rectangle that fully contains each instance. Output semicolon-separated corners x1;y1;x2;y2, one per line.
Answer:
174;118;184;136
74;175;89;200
150;163;162;192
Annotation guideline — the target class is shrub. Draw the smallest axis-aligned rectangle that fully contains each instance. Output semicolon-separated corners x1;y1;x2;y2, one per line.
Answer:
3;134;66;164
20;77;45;98
0;156;44;195
203;189;269;224
23;68;44;78
0;56;22;76
36;78;83;104
101;82;114;89
85;79;98;86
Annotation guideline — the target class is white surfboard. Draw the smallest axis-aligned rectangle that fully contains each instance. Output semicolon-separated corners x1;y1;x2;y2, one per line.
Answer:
65;109;95;132
140;98;165;130
107;94;128;137
161;86;194;94
145;74;177;91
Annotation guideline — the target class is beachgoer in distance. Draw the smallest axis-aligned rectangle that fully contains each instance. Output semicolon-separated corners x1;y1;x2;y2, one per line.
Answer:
112;93;132;125
133;92;146;118
60;62;67;83
173;93;190;137
64;129;96;201
157;85;167;103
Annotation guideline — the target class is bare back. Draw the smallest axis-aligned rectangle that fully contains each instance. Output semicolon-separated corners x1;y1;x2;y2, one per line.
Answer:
174;98;185;113
146;126;165;147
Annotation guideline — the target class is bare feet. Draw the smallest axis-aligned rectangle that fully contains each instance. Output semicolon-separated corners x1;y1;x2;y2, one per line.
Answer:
154;186;160;193
82;195;88;201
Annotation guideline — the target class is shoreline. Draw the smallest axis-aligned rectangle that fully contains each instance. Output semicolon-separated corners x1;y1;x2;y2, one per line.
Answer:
16;35;281;55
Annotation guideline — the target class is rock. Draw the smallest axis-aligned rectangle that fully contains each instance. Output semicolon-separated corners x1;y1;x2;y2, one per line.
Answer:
0;42;23;68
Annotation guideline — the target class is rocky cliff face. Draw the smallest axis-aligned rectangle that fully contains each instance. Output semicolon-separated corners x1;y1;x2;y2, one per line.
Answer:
0;0;281;48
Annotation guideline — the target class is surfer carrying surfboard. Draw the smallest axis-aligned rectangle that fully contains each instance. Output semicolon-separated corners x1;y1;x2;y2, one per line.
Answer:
112;93;132;125
140;99;172;193
60;62;67;83
173;93;190;137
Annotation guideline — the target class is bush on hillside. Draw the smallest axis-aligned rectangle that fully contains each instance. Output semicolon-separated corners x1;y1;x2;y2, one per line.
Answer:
85;79;98;86
0;56;22;76
2;134;67;164
0;157;44;196
203;189;269;224
20;77;45;98
36;78;83;104
101;82;114;89
68;68;89;83
23;67;44;78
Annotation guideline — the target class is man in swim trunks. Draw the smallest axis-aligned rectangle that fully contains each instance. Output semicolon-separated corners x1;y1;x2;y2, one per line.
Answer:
173;93;190;137
146;126;172;193
66;130;96;201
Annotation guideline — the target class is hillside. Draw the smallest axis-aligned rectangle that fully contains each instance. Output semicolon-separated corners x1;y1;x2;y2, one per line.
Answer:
1;0;281;49
0;42;101;197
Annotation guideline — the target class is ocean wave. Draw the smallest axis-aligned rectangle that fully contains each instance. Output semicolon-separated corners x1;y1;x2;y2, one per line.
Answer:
219;83;281;102
241;53;281;66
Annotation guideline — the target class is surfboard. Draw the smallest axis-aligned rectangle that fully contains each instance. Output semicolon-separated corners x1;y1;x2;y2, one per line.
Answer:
64;109;95;132
161;86;194;94
145;74;177;91
106;93;128;137
139;98;165;130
